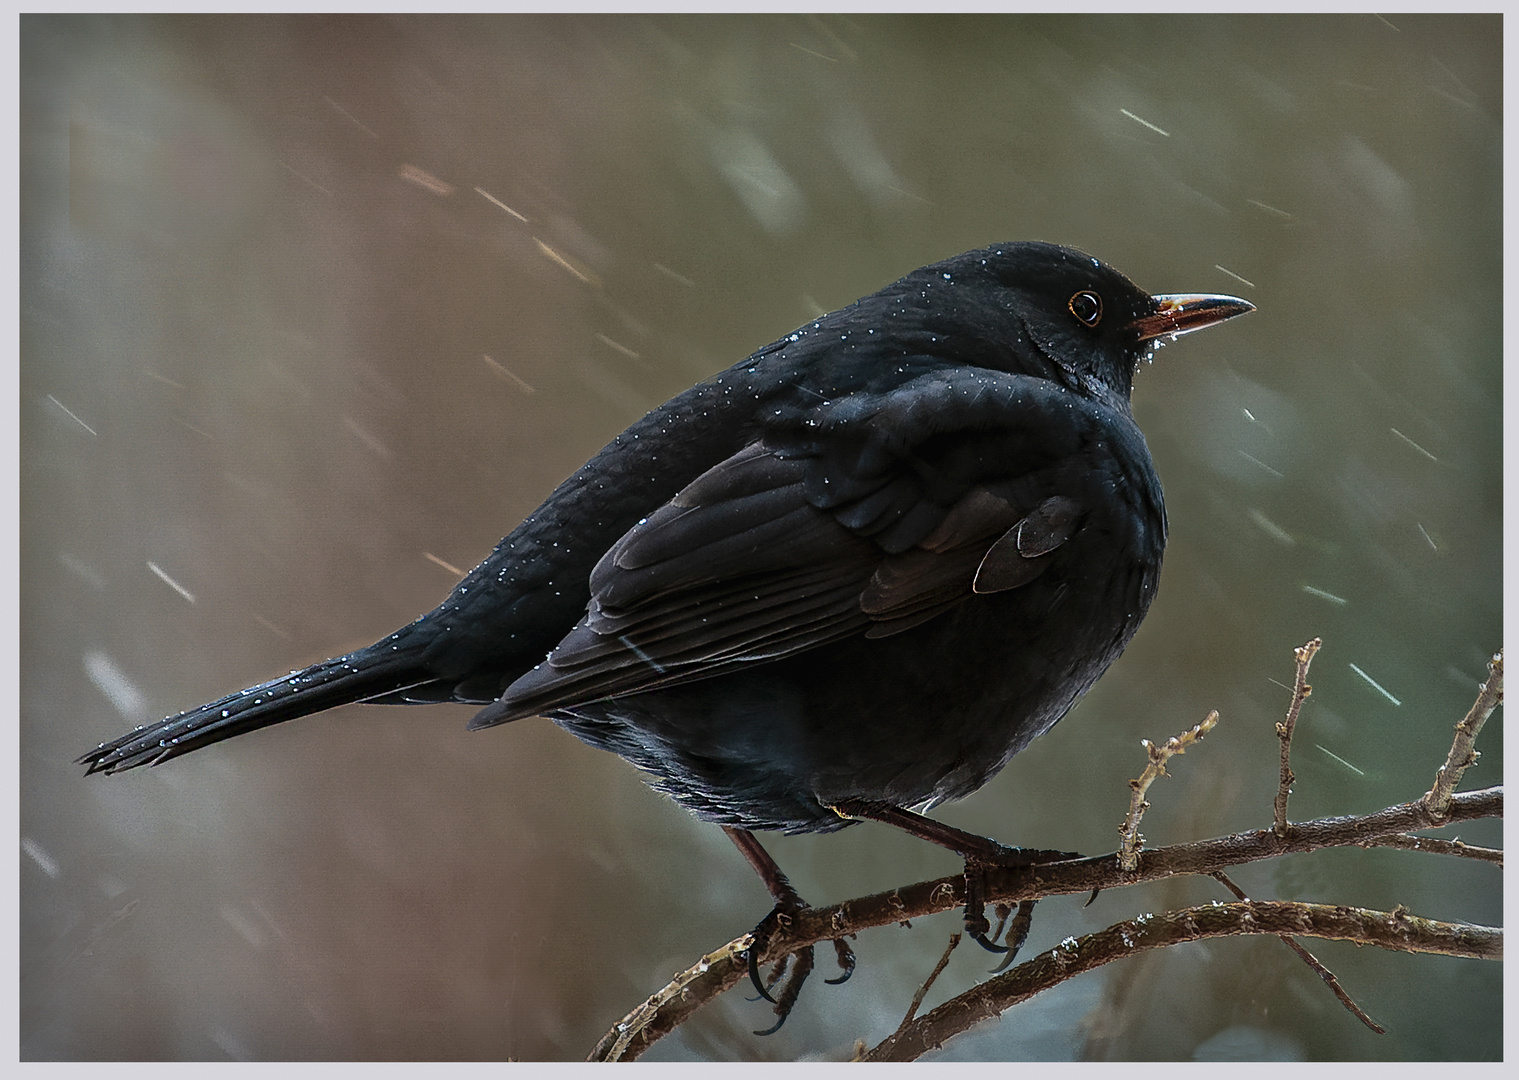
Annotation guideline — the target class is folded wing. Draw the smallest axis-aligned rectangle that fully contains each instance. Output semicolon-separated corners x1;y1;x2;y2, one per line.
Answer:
471;369;1110;728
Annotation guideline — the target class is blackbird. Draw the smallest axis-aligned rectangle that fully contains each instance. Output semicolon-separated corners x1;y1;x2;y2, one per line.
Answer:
80;241;1251;1025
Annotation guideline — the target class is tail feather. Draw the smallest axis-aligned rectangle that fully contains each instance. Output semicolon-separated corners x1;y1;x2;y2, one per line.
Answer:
77;646;440;774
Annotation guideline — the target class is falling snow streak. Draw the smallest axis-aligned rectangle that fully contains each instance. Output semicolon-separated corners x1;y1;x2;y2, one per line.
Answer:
147;561;195;603
47;395;97;435
1302;585;1348;605
1348;663;1402;706
1120;109;1170;136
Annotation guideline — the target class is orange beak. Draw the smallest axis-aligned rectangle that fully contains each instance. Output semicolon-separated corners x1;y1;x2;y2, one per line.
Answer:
1130;293;1255;342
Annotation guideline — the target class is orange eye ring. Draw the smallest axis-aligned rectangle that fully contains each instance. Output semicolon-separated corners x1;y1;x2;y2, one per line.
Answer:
1068;290;1102;328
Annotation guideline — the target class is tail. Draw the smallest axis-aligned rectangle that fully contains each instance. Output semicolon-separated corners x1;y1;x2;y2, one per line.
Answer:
78;642;443;775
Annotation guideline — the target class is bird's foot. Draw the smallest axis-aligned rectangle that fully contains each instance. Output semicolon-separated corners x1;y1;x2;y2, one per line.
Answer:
743;900;856;1036
961;862;1046;960
724;825;854;1035
959;843;1079;956
827;800;1081;961
960;861;1007;953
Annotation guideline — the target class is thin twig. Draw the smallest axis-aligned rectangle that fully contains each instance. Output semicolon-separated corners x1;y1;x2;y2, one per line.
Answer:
899;933;961;1029
1211;871;1384;1034
1359;834;1502;866
1423;651;1503;817
861;901;1498;1061
1275;637;1322;836
1118;711;1219;871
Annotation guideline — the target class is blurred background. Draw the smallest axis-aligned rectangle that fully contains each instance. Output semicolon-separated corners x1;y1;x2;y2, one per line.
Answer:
21;14;1501;1062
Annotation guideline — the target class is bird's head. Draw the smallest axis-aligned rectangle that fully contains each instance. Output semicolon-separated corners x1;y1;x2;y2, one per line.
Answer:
935;241;1254;403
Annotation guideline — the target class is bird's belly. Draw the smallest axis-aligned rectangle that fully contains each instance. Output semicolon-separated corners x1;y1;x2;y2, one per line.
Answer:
552;546;1152;834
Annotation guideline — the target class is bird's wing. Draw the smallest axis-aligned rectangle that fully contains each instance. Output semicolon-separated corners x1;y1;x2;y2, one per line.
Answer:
471;368;1123;727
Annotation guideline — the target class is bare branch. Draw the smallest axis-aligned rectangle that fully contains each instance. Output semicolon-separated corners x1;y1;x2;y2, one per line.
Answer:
590;935;756;1063
1275;637;1322;836
1423;651;1503;818
588;786;1501;1060
1118;710;1219;871
1359;834;1502;866
860;901;1500;1061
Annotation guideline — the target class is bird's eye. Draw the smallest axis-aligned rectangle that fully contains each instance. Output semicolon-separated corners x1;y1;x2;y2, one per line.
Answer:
1068;291;1103;328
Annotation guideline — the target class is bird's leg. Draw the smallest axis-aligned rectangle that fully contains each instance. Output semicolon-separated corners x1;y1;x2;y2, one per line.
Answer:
722;826;855;1035
829;800;1079;955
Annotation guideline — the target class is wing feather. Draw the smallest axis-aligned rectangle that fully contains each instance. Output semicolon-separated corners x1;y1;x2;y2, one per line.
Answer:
478;370;1121;727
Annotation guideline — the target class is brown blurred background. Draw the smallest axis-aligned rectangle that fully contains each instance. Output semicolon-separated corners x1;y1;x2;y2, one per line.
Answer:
21;14;1501;1061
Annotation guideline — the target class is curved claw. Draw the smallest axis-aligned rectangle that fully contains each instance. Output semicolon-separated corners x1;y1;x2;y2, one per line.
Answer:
964;921;1010;954
1007;901;1035;951
747;942;777;1003
745;904;796;1003
824;936;856;985
988;899;1037;971
752;943;814;1036
962;904;1009;953
753;1012;788;1038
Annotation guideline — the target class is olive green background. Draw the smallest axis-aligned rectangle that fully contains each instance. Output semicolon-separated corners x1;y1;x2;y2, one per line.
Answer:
21;14;1501;1061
